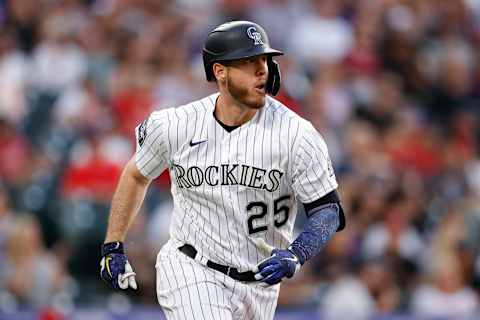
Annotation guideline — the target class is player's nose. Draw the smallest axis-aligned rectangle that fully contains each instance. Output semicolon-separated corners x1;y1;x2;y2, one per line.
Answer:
258;64;267;77
254;56;268;77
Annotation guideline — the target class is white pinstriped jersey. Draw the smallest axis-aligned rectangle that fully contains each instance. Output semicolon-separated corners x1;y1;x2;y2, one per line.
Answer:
135;93;338;272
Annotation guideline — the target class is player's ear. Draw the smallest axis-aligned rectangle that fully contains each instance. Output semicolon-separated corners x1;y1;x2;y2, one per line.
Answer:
212;62;227;82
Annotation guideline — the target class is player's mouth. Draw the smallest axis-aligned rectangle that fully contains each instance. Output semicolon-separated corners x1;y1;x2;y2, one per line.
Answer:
254;83;266;94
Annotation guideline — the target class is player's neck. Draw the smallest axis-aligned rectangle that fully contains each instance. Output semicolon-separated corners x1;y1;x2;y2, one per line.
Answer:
215;94;257;127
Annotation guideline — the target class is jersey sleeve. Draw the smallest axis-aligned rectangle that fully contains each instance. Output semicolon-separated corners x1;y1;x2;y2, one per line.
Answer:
134;110;170;179
291;121;338;203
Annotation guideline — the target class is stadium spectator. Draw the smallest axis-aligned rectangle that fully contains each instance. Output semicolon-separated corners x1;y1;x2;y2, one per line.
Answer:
2;215;69;307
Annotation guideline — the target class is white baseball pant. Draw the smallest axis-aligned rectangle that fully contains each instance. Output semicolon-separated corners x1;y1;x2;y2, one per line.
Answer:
156;239;280;320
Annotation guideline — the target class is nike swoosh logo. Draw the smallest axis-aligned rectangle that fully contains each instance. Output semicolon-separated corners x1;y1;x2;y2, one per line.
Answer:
189;140;207;147
105;257;113;277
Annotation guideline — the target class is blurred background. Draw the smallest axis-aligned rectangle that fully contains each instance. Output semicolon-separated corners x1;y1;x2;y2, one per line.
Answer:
1;0;480;319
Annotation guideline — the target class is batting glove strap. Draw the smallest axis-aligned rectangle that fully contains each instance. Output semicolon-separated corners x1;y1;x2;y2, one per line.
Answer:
283;249;301;278
287;245;306;266
101;241;124;256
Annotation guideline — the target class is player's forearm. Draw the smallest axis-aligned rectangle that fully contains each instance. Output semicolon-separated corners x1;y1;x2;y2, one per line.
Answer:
105;158;151;243
289;204;340;265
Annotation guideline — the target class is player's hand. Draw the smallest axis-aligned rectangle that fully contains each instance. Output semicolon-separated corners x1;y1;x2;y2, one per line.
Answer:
254;248;300;285
100;241;137;290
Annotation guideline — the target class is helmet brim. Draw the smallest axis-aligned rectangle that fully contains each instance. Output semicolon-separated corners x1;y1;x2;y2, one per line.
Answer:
206;45;283;63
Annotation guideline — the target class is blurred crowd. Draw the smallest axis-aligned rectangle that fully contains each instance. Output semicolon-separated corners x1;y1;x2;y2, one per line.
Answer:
1;0;480;318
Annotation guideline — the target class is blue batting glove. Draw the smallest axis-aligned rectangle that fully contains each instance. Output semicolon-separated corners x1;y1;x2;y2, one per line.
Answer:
100;241;137;290
254;248;300;285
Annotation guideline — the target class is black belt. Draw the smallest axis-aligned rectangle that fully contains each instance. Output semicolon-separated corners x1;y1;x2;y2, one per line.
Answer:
178;244;257;282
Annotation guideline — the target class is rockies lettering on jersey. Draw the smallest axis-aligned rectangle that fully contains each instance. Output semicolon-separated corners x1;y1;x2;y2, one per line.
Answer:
172;163;283;192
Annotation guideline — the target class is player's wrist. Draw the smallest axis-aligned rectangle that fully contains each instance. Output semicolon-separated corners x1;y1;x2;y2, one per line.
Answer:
287;245;305;266
101;241;125;256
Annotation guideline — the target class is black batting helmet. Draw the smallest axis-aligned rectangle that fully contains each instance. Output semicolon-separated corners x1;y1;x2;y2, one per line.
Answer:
202;21;284;96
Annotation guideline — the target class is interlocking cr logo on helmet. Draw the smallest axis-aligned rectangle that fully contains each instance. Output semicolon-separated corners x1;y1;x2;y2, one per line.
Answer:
246;27;263;45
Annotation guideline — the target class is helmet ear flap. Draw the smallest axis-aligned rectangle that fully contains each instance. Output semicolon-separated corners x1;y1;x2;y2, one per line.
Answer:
203;51;216;81
266;58;281;96
206;64;214;81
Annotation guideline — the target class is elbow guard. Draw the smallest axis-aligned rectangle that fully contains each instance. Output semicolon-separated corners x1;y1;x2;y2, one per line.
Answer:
303;190;346;231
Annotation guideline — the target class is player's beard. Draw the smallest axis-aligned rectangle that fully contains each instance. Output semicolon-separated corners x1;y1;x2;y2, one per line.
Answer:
226;74;265;109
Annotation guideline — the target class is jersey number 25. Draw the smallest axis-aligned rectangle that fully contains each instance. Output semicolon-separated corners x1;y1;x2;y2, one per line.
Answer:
246;195;291;235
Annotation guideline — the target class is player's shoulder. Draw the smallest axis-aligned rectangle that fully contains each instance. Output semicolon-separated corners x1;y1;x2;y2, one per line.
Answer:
265;97;326;150
163;94;216;118
149;93;217;125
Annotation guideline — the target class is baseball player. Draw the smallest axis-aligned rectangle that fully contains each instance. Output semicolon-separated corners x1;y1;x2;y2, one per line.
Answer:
100;21;346;319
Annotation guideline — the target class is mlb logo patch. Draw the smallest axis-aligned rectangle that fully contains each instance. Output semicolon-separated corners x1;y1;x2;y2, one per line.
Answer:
137;118;148;147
